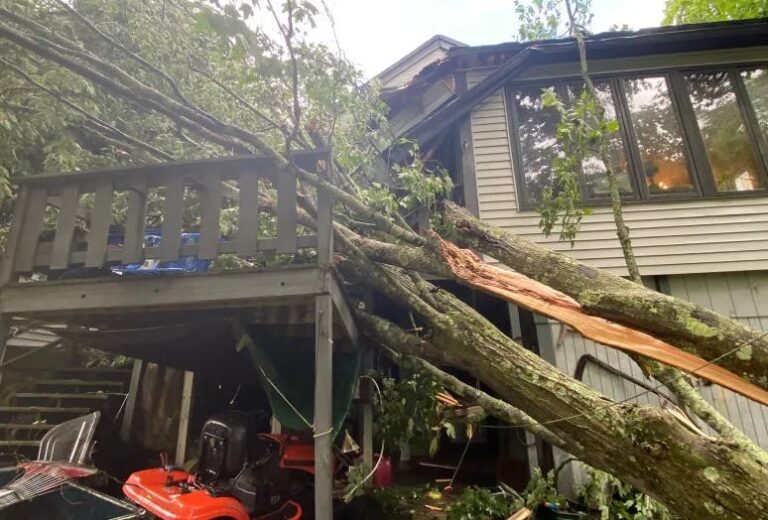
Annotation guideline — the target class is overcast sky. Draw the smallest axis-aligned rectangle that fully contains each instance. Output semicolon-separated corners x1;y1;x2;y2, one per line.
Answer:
319;0;668;78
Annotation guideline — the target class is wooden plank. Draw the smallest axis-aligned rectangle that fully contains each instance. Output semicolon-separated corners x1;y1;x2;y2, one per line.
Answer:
122;178;147;264
316;169;333;268
313;293;333;520
120;359;143;443
198;174;222;260
160;176;185;262
175;370;194;466
236;173;259;256
85;181;114;267
276;170;297;254
14;188;48;273
0;187;30;284
0;267;327;316
50;185;80;270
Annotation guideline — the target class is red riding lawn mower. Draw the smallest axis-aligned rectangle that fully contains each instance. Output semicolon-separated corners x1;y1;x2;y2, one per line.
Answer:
123;412;318;520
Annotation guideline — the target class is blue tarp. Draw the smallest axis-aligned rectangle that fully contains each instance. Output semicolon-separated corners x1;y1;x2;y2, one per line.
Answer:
109;229;211;276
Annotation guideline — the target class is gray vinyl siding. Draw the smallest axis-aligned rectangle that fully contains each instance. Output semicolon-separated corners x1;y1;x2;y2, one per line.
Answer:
531;271;768;494
466;66;768;277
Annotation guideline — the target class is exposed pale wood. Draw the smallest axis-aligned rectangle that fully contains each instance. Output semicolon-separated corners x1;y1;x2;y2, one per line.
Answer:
437;238;768;406
236;172;259;256
14;187;48;273
276;170;297;254
85;181;114;267
50;185;80;270
314;293;333;520
122;177;147;264
175;370;194;466
160;176;185;262
0;267;328;316
198;174;222;260
120;359;142;443
0;186;30;284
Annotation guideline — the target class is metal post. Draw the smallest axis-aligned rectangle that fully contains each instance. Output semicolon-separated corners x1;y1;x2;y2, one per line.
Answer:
314;294;333;519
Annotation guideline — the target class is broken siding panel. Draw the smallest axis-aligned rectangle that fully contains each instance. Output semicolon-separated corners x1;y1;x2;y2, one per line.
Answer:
465;61;768;276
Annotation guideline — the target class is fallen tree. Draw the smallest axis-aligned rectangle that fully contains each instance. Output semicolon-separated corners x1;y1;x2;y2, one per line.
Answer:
2;2;768;517
441;201;768;390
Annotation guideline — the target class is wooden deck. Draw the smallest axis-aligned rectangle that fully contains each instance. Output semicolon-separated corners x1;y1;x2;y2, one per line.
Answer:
0;151;353;519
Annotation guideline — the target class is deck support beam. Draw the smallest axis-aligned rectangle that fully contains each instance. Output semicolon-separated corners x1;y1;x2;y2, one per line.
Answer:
314;293;334;520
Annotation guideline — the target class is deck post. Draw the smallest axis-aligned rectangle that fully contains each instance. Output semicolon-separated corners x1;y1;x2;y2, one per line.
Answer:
120;359;143;443
361;348;374;476
314;293;334;519
175;370;195;467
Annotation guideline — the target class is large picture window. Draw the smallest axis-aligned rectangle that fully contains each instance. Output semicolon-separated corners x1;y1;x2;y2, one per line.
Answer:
507;65;768;208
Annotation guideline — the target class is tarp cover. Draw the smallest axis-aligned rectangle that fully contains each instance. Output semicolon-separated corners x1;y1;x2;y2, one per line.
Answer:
240;331;360;436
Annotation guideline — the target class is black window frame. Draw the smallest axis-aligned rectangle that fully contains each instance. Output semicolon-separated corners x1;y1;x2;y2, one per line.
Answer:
505;62;768;211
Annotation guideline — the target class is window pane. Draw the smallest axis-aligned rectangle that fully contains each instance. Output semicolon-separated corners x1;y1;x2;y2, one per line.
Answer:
742;68;768;141
567;82;634;199
513;85;562;204
686;71;764;192
624;76;695;195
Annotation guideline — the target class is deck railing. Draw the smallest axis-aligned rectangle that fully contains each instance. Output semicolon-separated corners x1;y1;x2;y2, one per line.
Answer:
0;151;333;282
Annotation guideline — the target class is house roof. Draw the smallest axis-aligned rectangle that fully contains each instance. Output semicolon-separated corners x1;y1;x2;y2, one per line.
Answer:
385;18;768;145
375;34;466;91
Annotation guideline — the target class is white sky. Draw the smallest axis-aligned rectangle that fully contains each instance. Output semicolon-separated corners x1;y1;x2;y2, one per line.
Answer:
320;0;668;78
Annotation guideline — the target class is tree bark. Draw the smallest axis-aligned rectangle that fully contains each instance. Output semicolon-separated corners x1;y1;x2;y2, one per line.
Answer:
442;201;768;391
343;260;768;519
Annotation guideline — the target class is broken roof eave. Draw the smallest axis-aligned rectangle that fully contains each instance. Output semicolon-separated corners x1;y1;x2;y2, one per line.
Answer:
400;18;768;146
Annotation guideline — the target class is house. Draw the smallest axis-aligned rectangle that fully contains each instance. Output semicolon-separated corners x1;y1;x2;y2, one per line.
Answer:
379;18;768;493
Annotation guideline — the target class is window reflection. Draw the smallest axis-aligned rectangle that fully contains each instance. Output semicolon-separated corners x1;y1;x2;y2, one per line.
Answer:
624;76;695;195
686;72;764;192
567;82;634;199
742;68;768;143
514;86;562;203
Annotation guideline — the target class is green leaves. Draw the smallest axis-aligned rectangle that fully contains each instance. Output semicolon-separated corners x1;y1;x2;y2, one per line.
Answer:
372;371;456;458
580;467;672;520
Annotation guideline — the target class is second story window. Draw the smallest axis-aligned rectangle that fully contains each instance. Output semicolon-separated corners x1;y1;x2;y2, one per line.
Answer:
507;65;768;209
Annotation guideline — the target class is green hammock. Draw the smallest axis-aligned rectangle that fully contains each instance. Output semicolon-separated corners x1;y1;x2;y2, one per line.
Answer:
237;325;361;436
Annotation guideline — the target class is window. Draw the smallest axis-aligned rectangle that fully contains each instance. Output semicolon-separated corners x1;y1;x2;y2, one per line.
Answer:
623;76;695;195
742;68;768;143
508;65;768;209
567;82;634;199
513;85;562;204
685;71;764;192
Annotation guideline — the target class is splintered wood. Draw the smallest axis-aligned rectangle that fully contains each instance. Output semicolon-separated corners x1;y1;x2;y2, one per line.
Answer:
438;238;768;406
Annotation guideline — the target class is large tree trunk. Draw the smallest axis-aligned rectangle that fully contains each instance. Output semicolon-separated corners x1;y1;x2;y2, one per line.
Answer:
346;261;768;519
441;201;768;391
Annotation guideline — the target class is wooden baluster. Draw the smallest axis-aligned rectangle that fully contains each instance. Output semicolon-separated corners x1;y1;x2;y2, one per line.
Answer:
198;174;222;260
50;185;80;270
276;170;297;254
85;181;114;268
316;158;333;268
122;178;147;264
14;187;48;273
236;173;259;256
160;176;185;262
